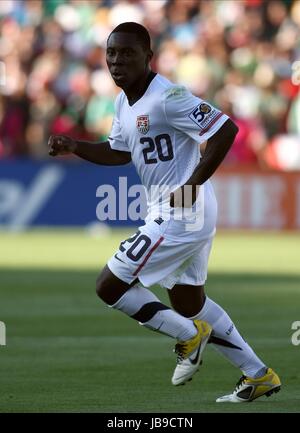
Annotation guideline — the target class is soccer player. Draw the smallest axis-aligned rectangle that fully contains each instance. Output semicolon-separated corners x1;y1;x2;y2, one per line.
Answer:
48;22;281;403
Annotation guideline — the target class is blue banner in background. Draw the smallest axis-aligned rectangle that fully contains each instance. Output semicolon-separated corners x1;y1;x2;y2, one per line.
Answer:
0;159;143;229
3;160;299;230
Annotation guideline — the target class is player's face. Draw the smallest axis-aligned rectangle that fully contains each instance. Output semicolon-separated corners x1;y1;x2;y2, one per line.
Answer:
106;33;151;90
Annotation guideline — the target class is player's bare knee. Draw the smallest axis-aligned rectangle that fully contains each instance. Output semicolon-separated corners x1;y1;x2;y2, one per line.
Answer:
172;298;206;318
95;275;103;298
96;268;130;305
173;305;196;318
95;274;110;301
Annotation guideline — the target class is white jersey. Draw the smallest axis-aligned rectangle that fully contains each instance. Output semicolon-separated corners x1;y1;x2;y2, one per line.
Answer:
107;74;229;288
108;73;228;222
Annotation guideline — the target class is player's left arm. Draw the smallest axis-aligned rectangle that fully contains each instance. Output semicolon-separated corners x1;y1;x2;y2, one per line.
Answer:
187;118;238;184
170;118;238;207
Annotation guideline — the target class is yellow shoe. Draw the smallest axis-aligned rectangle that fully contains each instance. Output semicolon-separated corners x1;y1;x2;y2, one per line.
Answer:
171;320;212;386
216;368;281;403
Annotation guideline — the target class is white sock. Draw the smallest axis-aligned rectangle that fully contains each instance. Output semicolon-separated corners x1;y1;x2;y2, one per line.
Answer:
191;296;266;378
110;285;197;341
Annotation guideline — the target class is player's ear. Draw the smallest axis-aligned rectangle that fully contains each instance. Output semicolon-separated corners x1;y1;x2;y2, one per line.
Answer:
146;49;153;65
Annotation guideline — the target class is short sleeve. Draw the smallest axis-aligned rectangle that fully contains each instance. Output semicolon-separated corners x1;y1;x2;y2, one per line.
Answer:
164;86;229;143
108;96;130;152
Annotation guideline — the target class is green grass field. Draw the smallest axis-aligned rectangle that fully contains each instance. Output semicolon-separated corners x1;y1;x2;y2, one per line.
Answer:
0;229;300;413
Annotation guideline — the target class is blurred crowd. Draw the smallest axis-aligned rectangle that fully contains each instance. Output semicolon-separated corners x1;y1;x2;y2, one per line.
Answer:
0;0;299;170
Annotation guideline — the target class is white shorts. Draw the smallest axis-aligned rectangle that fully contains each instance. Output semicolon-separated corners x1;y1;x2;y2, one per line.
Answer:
107;216;215;290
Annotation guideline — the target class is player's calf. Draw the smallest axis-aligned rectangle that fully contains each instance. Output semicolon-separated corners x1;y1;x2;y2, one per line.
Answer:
96;267;210;386
96;273;201;349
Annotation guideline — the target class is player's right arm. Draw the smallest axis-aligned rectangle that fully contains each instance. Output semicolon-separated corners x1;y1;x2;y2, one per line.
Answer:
49;94;132;166
48;135;131;166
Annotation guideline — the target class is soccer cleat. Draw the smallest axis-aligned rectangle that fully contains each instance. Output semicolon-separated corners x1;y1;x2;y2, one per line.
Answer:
171;320;212;386
216;368;281;403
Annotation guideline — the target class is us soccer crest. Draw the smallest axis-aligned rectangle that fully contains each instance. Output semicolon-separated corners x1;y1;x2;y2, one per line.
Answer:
136;115;150;134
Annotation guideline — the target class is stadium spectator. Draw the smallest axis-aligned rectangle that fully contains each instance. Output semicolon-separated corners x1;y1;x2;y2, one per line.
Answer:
0;0;299;168
214;86;267;166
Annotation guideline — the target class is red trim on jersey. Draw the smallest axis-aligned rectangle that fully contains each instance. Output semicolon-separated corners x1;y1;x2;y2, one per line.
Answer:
133;236;164;276
199;112;224;136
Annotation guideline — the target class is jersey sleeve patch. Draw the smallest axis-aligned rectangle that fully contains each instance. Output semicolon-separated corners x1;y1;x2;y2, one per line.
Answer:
188;103;223;135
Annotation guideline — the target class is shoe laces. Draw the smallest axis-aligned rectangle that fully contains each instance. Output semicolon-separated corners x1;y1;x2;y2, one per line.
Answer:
234;375;247;392
174;343;187;364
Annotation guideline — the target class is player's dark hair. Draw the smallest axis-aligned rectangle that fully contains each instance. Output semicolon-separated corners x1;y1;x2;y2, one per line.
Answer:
108;22;151;50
